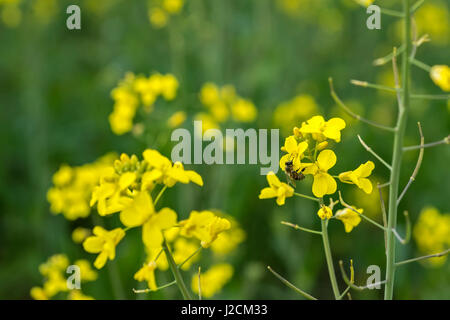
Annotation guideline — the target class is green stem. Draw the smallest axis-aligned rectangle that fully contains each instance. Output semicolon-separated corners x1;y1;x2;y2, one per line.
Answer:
162;238;193;300
385;0;411;300
321;219;340;299
294;192;320;202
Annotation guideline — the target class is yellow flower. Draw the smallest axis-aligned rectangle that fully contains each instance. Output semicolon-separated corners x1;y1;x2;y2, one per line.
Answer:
120;191;155;227
210;217;246;256
68;290;95;300
172;238;201;270
134;261;158;291
317;205;333;220
231;98;257;122
339;161;375;194
413;207;450;267
74;259;98;282
160;74;179;100
299;115;346;142
279;136;308;172
163;0;184;14
179;210;231;248
191;264;233;298
355;0;375;7
149;7;168;28
335;207;362;232
258;171;294;206
273;94;319;136
167;111;187;128
142;149;203;188
430;65;450;92
200;83;220;106
30;287;48;300
142;207;177;248
83;226;125;269
37;254;70;298
72;227;91;243
303;150;337;198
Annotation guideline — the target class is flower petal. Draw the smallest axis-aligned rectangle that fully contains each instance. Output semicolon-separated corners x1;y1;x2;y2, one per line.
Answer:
317;150;336;171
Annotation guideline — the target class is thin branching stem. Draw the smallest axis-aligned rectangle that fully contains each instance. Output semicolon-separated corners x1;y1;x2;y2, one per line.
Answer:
329;78;397;132
339;260;387;291
391;211;411;245
411;0;426;13
197;267;202;300
377;183;388;255
267;266;318;300
281;221;322;235
177;247;202;269
403;135;450;151
410;58;431;72
294;192;320;202
133;280;177;294
411;94;450;100
321;219;340;299
350;79;398;93
396;249;450;266
374;44;405;66
357;135;392;170
398;122;424;205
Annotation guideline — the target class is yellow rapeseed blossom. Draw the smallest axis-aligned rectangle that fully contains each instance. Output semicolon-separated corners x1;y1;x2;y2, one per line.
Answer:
47;153;116;220
74;259;98;282
68;290;94;300
167;111;187;128
258;171;294;206
83;227;125;269
299;116;346;143
142;207;177;248
31;254;98;300
354;0;375;7
163;0;184;14
72;227;91;244
134;261;158;291
210;216;246;256
317;205;333;220
303;150;337;198
339;161;375;194
179;210;231;248
279;136;308;172
273;94;319;136
430;65;450;92
335;207;362;232
109;72;179;135
149;7;167;28
172;238;201;270
191;264;234;298
199;82;257;124
413;207;450;267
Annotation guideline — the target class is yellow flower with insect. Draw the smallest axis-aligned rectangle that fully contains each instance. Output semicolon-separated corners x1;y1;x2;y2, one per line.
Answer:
430;65;450;92
258;171;294;206
335;207;362;232
303;150;337;198
83;227;125;269
317;205;333;220
299;116;346;143
338;161;375;194
279;136;308;172
179;210;231;248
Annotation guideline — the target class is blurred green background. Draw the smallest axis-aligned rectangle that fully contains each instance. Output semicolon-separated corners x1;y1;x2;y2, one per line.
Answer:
0;0;449;299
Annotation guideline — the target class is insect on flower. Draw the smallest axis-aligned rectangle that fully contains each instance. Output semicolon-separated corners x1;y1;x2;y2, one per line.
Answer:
284;159;306;188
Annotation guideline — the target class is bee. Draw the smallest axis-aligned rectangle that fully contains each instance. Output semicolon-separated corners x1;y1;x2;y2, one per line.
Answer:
285;160;306;187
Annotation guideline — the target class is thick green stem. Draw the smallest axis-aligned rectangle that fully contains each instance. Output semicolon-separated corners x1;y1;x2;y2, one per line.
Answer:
321;219;340;299
162;238;193;300
385;0;411;300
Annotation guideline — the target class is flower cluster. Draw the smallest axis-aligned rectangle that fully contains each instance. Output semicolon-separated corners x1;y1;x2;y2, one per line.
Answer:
259;114;375;224
273;94;319;135
413;207;450;267
148;0;184;28
30;254;97;300
47;153;116;220
196;82;258;134
109;72;179;135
